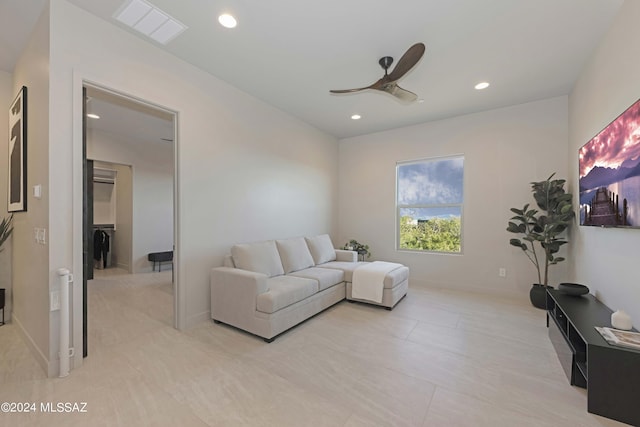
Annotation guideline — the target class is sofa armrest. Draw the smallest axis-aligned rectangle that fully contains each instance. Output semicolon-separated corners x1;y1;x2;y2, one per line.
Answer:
210;267;269;322
335;249;357;262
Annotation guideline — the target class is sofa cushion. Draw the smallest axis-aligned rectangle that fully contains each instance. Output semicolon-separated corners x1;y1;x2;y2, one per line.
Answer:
223;254;235;268
289;267;345;292
317;261;367;282
231;240;284;278
305;234;337;265
276;237;315;274
256;276;319;314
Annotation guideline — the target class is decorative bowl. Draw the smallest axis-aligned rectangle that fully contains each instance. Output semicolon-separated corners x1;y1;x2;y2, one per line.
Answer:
558;283;589;296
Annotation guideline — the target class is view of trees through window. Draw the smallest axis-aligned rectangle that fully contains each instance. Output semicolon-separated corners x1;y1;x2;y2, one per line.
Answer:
396;156;464;253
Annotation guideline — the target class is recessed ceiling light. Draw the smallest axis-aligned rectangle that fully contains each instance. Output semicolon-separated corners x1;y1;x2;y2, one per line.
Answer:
218;14;237;28
351;114;361;120
87;113;100;119
475;82;490;90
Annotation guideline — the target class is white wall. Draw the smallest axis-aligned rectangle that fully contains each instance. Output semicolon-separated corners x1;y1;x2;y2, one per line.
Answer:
41;0;338;376
568;0;640;327
113;163;133;271
0;71;13;321
11;4;51;374
88;130;172;273
339;97;569;300
92;180;116;225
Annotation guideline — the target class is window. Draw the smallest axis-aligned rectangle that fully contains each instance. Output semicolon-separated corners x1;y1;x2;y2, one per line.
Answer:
396;155;464;253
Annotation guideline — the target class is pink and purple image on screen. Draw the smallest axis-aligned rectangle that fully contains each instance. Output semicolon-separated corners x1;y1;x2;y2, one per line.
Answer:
579;98;640;227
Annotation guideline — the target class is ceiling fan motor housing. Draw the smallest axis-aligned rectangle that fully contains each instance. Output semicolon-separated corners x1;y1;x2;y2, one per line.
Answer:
379;56;394;72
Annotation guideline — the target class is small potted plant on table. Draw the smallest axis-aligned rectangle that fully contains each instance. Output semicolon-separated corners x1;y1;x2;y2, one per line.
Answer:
342;239;371;261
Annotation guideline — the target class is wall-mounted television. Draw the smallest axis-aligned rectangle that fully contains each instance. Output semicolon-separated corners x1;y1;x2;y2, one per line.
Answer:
579;98;640;228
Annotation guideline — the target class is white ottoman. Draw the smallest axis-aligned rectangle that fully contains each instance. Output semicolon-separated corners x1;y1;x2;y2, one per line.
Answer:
346;263;409;309
317;261;409;309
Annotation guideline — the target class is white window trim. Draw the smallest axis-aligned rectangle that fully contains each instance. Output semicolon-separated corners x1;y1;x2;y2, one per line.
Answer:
395;155;464;255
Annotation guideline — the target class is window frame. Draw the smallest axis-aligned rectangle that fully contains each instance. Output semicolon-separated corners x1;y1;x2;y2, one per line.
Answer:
395;155;465;255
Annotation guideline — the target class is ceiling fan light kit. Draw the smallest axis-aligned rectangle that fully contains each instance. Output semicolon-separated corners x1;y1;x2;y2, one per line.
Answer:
330;42;426;103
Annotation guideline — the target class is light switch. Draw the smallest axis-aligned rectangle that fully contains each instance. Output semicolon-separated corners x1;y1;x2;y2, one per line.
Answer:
33;184;42;199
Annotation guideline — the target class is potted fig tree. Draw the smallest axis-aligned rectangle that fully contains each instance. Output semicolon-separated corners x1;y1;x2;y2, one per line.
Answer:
507;174;574;309
0;215;12;251
0;215;13;322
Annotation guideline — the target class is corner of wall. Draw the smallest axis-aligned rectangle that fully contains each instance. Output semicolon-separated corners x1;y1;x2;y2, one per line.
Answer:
10;1;52;375
568;0;640;327
0;71;13;321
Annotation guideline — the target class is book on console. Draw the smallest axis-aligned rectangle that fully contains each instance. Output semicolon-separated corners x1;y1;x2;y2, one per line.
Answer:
595;326;640;350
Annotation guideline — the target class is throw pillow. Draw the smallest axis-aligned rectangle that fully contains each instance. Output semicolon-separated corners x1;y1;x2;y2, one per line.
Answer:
305;234;337;265
231;240;285;277
276;237;315;274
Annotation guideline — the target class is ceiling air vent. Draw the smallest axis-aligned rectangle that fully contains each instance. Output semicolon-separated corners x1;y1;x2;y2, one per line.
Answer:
114;0;187;45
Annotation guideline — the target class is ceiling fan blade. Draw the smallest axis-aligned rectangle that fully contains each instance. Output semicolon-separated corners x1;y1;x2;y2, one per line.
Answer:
387;42;425;82
330;79;384;94
329;87;370;94
381;84;418;102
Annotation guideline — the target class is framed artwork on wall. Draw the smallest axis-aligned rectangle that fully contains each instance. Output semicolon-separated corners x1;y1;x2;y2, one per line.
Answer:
8;86;27;213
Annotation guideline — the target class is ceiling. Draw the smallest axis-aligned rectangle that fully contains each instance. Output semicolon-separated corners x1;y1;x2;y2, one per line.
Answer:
2;0;625;139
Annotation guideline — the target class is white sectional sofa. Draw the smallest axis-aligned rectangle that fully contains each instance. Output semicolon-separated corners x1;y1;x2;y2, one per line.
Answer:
210;234;409;342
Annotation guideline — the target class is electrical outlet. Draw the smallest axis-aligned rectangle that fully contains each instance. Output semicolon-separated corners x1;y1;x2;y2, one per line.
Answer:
33;228;47;245
499;268;507;277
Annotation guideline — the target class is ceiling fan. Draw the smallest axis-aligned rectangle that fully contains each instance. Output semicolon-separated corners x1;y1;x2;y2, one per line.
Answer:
330;42;426;102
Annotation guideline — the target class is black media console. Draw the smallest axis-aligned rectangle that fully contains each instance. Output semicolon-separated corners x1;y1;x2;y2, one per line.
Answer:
546;288;640;426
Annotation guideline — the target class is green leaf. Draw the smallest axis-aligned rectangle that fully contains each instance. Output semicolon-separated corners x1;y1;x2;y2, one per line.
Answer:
0;215;13;251
509;238;522;247
560;204;573;214
507;172;574;282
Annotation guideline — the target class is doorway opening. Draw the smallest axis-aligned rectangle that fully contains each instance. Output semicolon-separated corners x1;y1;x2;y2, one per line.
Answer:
82;84;177;357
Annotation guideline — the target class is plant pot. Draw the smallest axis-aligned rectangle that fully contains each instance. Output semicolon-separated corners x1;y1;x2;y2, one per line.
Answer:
529;284;549;309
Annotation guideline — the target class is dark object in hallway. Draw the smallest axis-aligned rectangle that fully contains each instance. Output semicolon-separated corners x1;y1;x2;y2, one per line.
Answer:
148;251;173;272
93;229;110;268
0;288;5;325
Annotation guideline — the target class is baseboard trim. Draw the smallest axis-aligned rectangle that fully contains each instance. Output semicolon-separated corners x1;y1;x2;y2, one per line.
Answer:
185;310;211;330
12;314;50;377
408;280;527;306
116;262;130;270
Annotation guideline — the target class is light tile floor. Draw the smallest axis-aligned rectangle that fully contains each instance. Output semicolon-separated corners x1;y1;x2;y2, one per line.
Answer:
0;270;629;426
